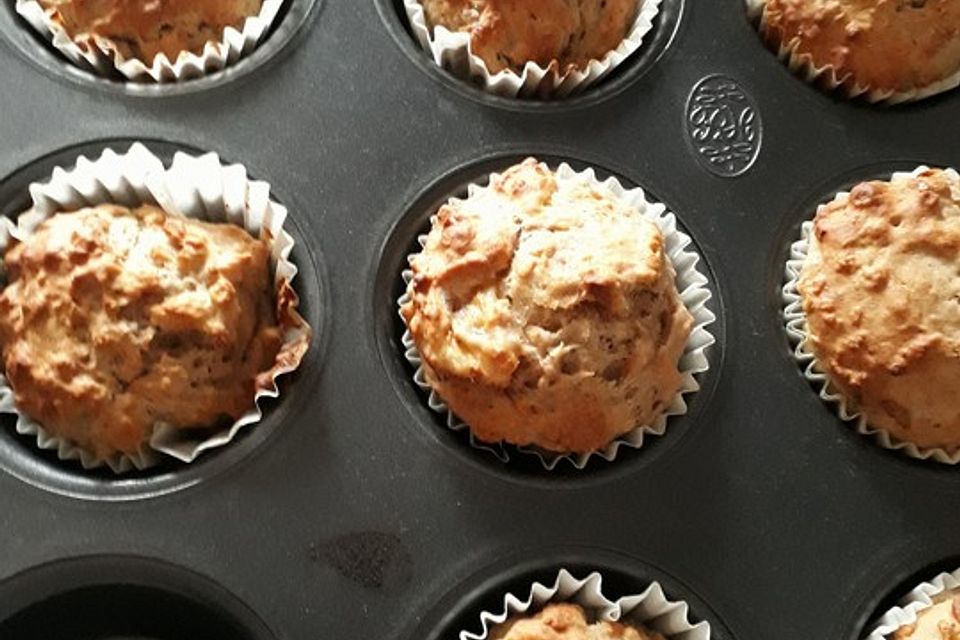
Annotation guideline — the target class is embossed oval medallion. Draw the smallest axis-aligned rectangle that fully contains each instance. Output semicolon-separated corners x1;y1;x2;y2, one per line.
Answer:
685;75;762;178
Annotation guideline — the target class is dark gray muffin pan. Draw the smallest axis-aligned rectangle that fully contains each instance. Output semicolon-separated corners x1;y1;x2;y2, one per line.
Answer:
0;1;958;639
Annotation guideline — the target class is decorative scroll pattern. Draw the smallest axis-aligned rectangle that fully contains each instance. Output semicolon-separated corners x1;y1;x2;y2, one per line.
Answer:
686;75;761;177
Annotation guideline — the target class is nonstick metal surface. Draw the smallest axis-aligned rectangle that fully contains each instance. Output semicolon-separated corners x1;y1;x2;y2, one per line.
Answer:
0;1;958;639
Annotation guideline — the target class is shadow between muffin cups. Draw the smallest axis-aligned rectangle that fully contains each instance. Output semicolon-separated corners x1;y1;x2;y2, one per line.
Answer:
0;142;311;473
397;161;716;471
15;0;284;82
401;0;663;98
462;568;709;640
782;166;960;465
743;0;960;104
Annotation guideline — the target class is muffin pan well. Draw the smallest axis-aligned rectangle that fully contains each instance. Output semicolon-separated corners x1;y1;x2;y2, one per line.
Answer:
0;0;959;639
374;152;723;480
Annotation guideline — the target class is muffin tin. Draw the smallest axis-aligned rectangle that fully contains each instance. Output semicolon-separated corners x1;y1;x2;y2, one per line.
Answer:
0;1;958;639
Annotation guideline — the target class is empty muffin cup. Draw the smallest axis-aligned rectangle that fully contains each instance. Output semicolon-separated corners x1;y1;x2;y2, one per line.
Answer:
402;0;663;98
0;142;311;473
15;0;284;83
398;161;715;470
782;166;960;465
462;568;710;640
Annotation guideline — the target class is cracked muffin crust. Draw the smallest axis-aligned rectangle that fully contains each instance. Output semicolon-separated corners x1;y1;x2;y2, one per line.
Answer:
401;158;693;455
0;204;287;460
37;0;263;63
759;0;960;94
892;590;960;640
491;603;666;640
798;168;960;453
419;0;641;74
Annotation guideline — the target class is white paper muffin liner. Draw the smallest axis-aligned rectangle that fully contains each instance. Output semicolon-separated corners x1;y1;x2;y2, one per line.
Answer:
782;166;960;465
867;567;960;640
0;142;311;473
462;569;710;640
399;162;716;470
403;0;662;98
745;0;960;104
16;0;283;83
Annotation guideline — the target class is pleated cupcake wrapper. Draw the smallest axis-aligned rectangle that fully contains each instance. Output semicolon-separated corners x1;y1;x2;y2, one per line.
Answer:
0;142;310;473
16;0;283;83
462;569;710;640
399;162;715;471
745;0;960;105
782;166;960;465
403;0;662;98
867;567;960;639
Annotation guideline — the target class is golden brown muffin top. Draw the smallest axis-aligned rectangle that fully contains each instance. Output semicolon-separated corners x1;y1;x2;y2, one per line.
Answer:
893;590;960;640
798;168;960;452
491;604;666;640
761;0;960;93
420;0;640;74
401;159;693;454
0;204;285;459
39;0;263;63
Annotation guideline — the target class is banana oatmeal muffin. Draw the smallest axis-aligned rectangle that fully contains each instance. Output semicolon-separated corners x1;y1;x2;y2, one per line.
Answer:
757;0;960;95
419;0;640;74
491;604;665;640
37;0;263;63
401;158;693;455
890;589;960;640
798;168;960;453
0;203;285;460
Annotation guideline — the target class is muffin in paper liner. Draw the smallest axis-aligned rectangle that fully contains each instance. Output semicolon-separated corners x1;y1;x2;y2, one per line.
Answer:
15;0;283;83
745;0;960;105
402;0;663;98
782;166;960;465
398;162;715;471
0;142;311;473
866;567;960;640
462;568;710;640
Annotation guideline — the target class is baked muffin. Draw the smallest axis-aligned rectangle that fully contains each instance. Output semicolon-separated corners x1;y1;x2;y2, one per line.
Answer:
491;604;665;640
757;0;960;96
0;203;283;460
401;158;693;454
37;0;263;63
891;590;960;640
419;0;640;74
797;168;960;453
